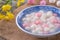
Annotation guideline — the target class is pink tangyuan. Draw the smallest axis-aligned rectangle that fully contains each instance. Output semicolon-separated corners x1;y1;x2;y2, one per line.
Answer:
28;0;35;4
51;18;58;23
53;13;57;16
40;0;46;5
55;23;60;28
35;13;42;17
34;20;43;25
57;20;60;24
58;19;60;24
23;23;29;27
42;24;49;28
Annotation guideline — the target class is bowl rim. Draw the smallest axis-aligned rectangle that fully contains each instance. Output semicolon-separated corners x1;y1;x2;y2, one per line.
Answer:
16;5;60;37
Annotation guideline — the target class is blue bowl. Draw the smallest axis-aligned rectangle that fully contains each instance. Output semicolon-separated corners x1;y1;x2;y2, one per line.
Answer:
16;5;60;37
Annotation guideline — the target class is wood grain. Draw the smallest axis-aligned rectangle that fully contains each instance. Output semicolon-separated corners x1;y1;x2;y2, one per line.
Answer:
0;0;60;40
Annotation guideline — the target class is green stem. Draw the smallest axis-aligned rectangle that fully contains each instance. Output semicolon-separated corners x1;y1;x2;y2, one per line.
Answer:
5;0;12;4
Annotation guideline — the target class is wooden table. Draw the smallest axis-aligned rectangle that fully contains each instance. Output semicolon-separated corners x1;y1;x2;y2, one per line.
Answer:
0;0;60;40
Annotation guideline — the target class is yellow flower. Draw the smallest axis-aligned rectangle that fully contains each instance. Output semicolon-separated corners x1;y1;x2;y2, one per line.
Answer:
17;0;25;7
4;16;10;21
0;13;5;20
18;0;25;3
17;1;21;7
20;0;25;3
2;4;11;12
6;12;14;19
4;12;14;21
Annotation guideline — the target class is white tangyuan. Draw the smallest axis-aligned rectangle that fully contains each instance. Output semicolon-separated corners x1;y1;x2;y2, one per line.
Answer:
32;16;39;22
36;25;43;33
46;11;53;17
44;27;50;32
25;27;31;31
26;14;33;19
40;14;47;22
22;17;26;21
47;16;56;21
32;30;42;34
40;18;46;22
49;27;57;33
23;21;28;24
48;23;55;28
42;13;47;19
31;29;37;34
23;15;31;22
22;14;31;21
49;0;56;3
29;12;35;20
47;21;52;25
26;14;31;17
39;10;44;14
32;26;43;34
47;22;56;32
30;12;35;16
30;24;37;30
36;25;43;30
56;1;60;6
25;17;32;22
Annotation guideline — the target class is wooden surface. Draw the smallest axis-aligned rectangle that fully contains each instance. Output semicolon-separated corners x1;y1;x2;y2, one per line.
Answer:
0;0;60;40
